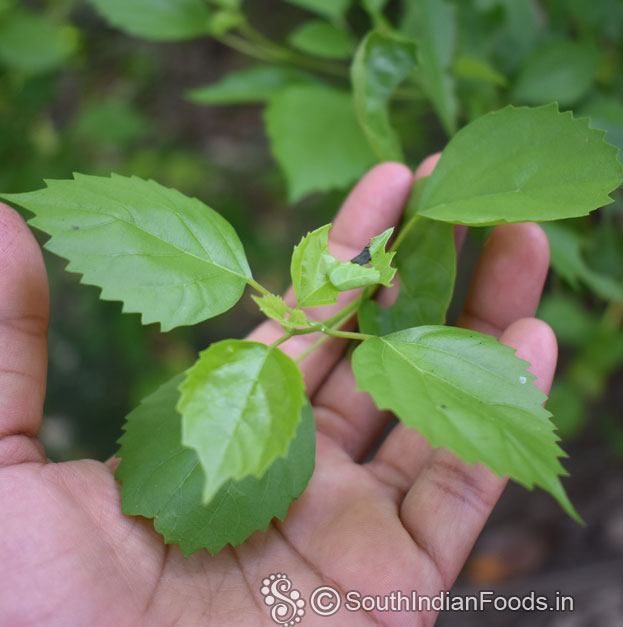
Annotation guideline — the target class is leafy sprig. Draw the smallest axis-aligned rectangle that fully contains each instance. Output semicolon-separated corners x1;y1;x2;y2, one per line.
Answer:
4;100;621;553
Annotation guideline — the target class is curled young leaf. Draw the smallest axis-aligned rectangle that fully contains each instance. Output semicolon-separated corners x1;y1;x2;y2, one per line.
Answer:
252;293;311;329
290;224;395;307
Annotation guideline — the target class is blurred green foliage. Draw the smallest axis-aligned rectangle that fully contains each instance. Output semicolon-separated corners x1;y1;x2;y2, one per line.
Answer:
1;0;621;461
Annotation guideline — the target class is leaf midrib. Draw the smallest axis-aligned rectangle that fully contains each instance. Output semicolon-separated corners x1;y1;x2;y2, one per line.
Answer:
32;193;250;282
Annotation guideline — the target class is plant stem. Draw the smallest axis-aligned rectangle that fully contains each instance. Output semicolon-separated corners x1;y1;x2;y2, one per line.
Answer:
390;214;421;253
246;277;273;298
321;297;362;328
323;328;371;341
295;334;329;364
270;332;294;348
217;30;349;79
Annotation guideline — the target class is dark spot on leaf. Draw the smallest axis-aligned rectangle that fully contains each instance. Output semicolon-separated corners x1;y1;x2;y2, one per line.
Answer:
441;404;446;409
72;226;79;230
350;245;371;265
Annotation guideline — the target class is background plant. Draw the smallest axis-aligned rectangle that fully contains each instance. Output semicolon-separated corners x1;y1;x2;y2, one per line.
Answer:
1;0;622;617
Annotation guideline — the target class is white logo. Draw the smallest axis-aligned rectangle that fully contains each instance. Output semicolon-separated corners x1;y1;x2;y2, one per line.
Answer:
260;573;306;625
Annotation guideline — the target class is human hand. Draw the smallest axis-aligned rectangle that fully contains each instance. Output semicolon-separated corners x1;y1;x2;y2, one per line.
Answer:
0;157;556;626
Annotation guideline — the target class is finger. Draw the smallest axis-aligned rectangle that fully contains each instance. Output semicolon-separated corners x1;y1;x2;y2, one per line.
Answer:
0;204;49;466
370;222;551;492
399;318;557;589
247;162;414;394
458;222;550;337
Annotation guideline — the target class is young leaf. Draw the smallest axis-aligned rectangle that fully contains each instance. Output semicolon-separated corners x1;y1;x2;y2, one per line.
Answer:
178;340;305;502
352;326;581;522
252;293;311;329
417;104;623;225
290;224;394;307
282;0;351;21
542;222;623;302
401;0;458;135
1;174;251;331
264;85;377;201
291;224;341;307
288;20;354;59
351;30;418;161
359;216;455;335
367;228;396;286
116;376;315;556
187;65;317;105
85;0;211;41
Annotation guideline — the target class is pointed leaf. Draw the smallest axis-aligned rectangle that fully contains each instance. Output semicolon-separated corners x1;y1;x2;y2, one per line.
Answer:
85;0;210;41
418;104;623;225
291;224;340;307
116;376;315;556
352;326;582;522
178;340;305;502
351;30;418;160
187;65;317;105
2;174;251;331
264;85;377;201
367;227;396;287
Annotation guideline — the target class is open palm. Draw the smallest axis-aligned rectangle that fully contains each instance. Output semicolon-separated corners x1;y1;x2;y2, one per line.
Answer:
0;158;556;627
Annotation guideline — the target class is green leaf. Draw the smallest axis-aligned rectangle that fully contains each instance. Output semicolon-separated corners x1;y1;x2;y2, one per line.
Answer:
1;174;251;331
351;29;418;161
85;0;211;41
0;11;77;74
72;100;148;146
359;215;455;335
291;224;341;306
178;340;305;502
401;0;457;135
542;222;623;302
264;85;377;201
252;294;311;329
352;326;582;522
578;96;623;158
512;38;599;107
417;104;623;225
367;228;396;286
187;65;317;105
291;224;394;307
282;0;351;21
116;375;315;556
453;54;508;87
288;20;354;59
